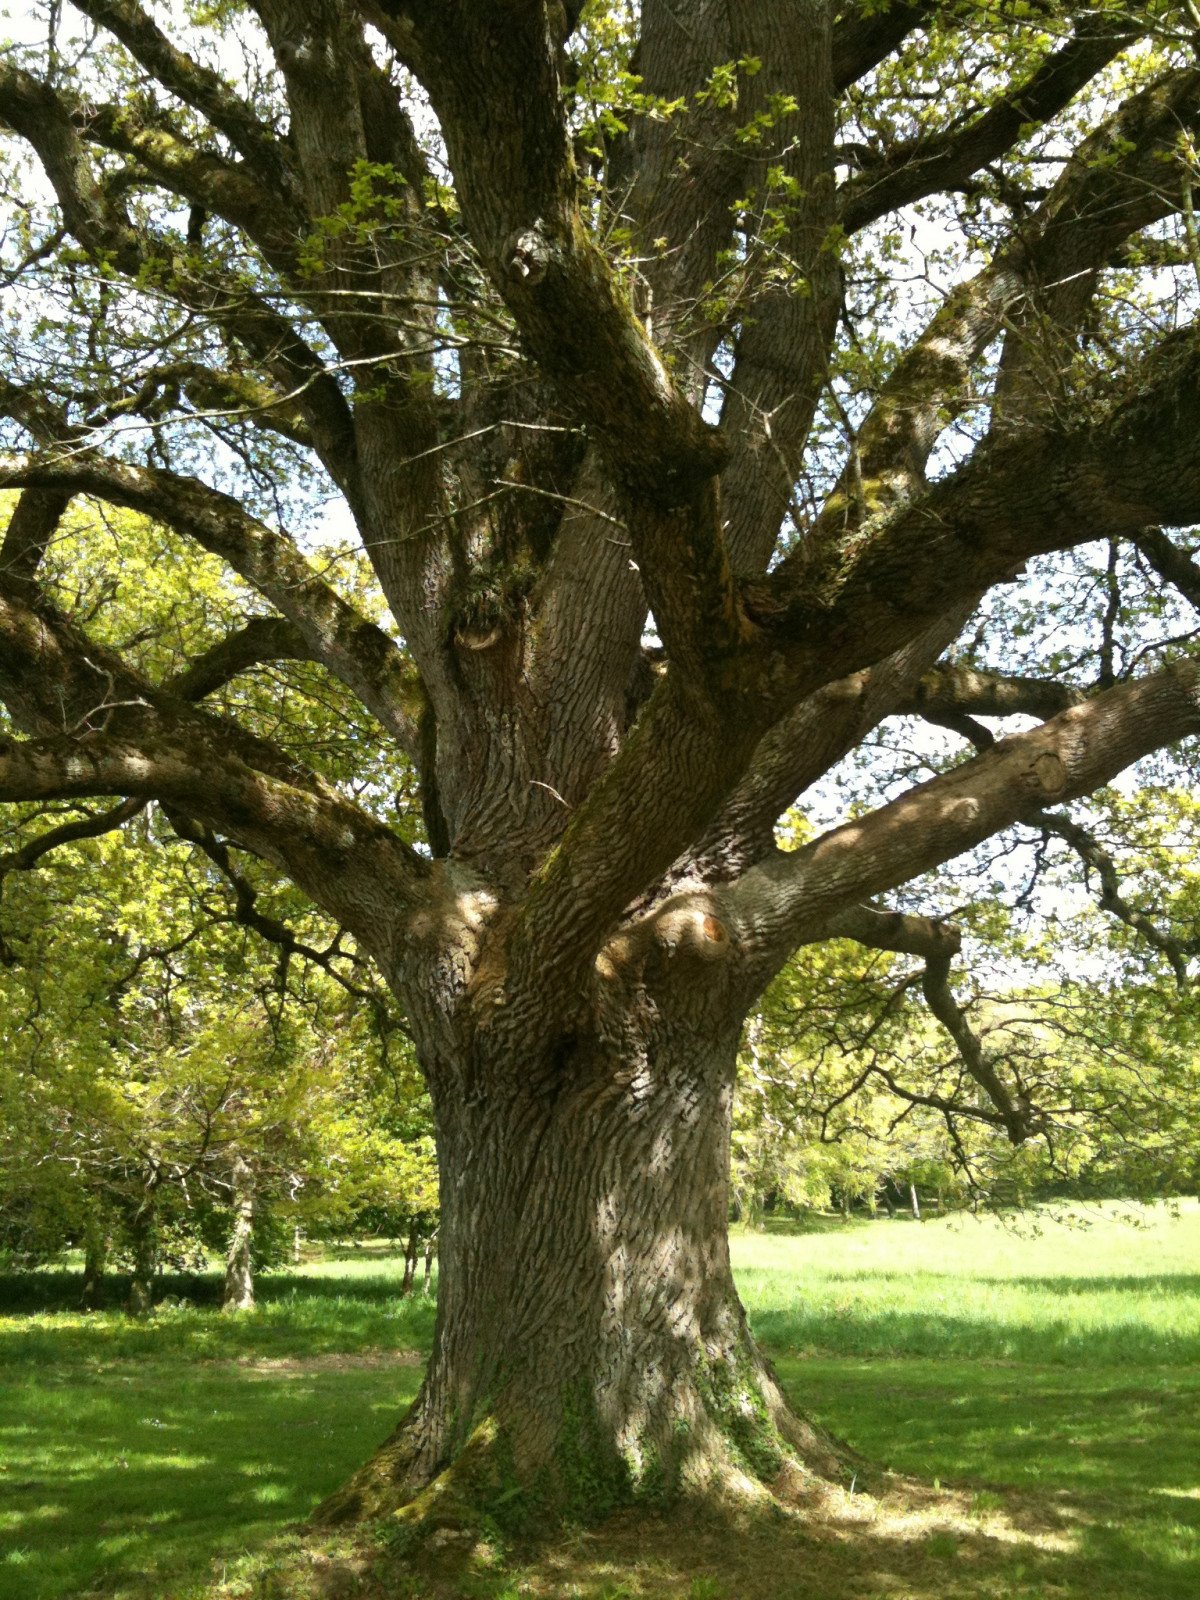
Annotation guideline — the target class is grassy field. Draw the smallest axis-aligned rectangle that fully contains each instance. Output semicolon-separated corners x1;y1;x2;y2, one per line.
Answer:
1;1201;1197;1599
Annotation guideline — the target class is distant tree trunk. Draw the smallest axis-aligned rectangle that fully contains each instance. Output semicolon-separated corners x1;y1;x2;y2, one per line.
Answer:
423;1229;437;1295
223;1153;256;1312
127;1192;158;1316
317;1011;847;1527
909;1183;922;1222
291;1223;303;1266
80;1219;109;1310
401;1220;420;1296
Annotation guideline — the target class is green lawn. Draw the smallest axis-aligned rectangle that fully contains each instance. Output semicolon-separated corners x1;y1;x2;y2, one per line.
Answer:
1;1203;1197;1600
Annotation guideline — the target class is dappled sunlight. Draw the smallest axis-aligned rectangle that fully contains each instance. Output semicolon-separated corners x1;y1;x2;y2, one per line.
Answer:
3;1205;1198;1598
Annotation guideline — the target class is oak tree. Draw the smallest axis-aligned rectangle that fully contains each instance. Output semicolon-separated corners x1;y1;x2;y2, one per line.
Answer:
2;0;1200;1524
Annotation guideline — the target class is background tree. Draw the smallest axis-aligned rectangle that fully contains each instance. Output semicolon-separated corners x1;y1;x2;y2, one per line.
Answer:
1;0;1200;1530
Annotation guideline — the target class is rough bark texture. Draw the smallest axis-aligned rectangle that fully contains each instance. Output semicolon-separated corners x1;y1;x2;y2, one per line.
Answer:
1;0;1199;1541
320;1004;843;1528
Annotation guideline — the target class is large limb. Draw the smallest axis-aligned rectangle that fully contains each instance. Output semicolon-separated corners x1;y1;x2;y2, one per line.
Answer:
713;7;842;577
832;2;934;92
531;2;839;772
1132;526;1200;613
841;11;1138;233
0;450;422;759
722;662;1200;990
991;68;1200;431
686;601;982;881
766;323;1200;674
0;577;428;934
70;0;295;192
163;617;318;702
0;62;363;513
374;0;737;683
509;323;1200;1015
821;68;1200;535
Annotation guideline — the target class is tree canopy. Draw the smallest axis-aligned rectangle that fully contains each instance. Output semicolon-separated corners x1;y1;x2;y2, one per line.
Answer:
2;0;1199;1528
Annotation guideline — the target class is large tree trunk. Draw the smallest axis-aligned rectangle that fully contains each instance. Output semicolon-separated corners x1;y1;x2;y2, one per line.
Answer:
318;1004;845;1531
222;1153;256;1313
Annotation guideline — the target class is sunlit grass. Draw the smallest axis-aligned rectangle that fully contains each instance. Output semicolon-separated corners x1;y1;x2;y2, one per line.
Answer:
1;1201;1197;1599
736;1198;1200;1365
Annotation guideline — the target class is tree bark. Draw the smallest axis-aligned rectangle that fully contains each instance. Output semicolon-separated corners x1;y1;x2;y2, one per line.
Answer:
80;1218;109;1311
223;1153;256;1312
317;1005;845;1530
127;1192;158;1316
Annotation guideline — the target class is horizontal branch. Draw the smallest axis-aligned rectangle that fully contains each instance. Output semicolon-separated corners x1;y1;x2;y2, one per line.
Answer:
164;616;318;701
724;661;1200;982
0;796;146;874
899;665;1086;723
0;725;428;939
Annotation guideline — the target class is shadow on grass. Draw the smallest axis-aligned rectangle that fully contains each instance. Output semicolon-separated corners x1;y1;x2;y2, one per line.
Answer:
0;1271;438;1378
0;1334;423;1600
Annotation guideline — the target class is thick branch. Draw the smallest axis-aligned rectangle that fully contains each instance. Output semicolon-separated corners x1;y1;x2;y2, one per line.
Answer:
0;723;427;943
823;68;1200;530
0;797;146;874
375;0;738;680
164;617;318;702
842;12;1137;233
725;661;1200;982
767;326;1200;671
900;665;1086;723
0;452;421;758
0;487;70;592
1131;526;1200;614
832;2;934;92
71;0;295;192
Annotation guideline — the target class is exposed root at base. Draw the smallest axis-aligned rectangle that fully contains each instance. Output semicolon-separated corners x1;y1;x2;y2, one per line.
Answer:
205;1464;1088;1600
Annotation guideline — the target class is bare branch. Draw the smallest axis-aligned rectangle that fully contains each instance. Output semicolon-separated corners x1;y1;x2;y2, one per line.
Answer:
0;488;70;592
0;796;146;874
1029;806;1198;986
164;617;318;702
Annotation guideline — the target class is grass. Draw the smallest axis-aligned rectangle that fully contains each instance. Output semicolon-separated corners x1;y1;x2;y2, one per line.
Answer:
1;1202;1197;1599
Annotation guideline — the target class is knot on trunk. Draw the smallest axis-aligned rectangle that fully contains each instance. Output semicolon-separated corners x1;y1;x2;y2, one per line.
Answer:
506;223;552;286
